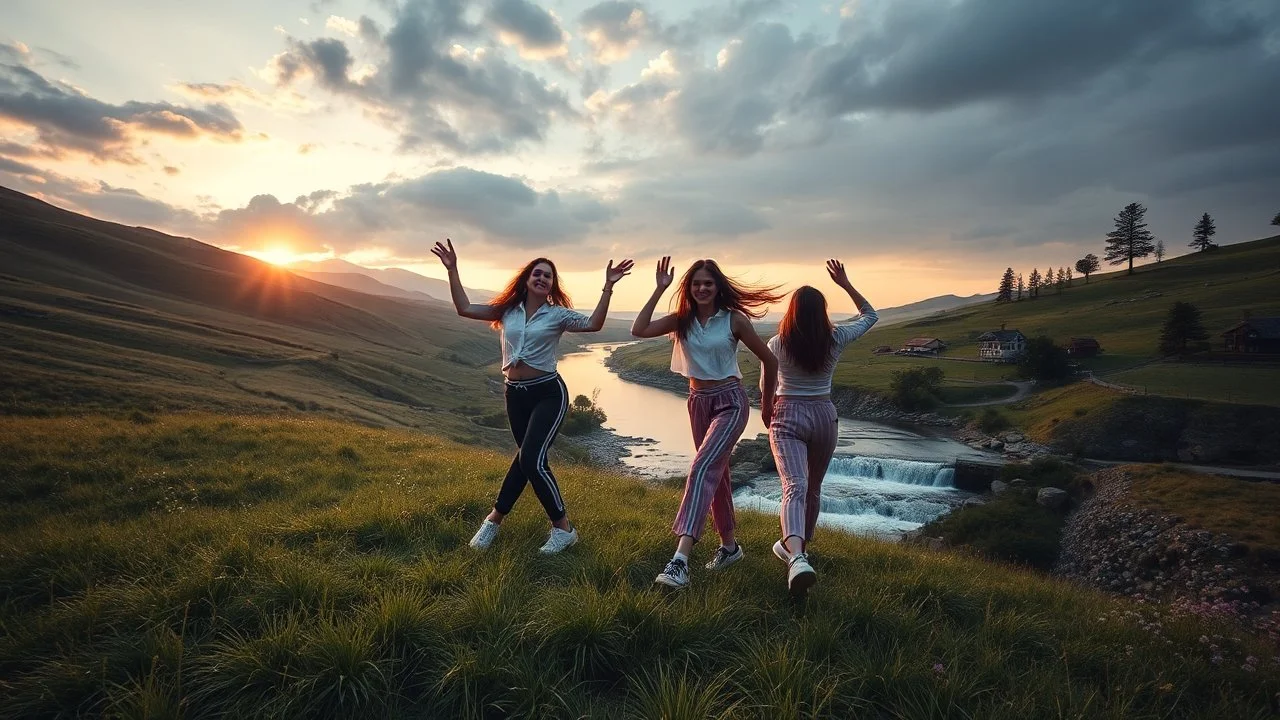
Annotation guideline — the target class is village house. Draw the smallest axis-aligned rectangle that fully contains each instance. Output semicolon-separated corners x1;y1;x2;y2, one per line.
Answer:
1221;317;1280;354
1067;337;1102;357
977;325;1026;362
901;337;946;355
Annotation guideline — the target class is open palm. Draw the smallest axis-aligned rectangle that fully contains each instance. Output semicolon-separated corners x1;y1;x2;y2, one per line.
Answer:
655;256;674;289
826;258;851;288
606;259;635;285
431;239;458;269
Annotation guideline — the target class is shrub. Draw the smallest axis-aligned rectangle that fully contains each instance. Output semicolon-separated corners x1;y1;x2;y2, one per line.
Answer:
919;493;1064;570
975;408;1010;434
1017;336;1071;383
889;367;944;411
561;391;607;436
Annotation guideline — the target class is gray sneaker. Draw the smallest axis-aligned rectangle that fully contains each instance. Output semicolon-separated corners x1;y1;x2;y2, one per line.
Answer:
469;519;500;550
538;525;579;554
655;557;690;589
705;543;744;571
772;539;790;563
787;553;816;596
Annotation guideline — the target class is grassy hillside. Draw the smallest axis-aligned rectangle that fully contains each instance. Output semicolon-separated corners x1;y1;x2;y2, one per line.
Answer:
0;187;625;445
1;414;1276;718
613;236;1280;407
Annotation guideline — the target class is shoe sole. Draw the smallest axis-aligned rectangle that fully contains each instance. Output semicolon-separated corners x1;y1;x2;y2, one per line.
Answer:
654;575;689;590
789;568;816;596
538;537;578;554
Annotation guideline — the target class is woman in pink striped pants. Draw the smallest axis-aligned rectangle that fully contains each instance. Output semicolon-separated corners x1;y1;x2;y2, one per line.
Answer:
632;257;781;590
765;260;878;595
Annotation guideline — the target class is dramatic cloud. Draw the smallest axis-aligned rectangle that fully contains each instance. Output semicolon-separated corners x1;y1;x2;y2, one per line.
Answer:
577;0;782;63
265;0;574;154
486;0;569;58
0;54;244;164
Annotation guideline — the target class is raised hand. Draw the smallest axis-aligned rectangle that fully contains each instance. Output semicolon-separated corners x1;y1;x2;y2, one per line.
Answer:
605;259;634;285
826;258;851;288
430;238;458;270
655;256;674;289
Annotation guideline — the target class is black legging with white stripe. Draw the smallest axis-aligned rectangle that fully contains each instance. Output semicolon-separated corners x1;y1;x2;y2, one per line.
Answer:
495;373;569;522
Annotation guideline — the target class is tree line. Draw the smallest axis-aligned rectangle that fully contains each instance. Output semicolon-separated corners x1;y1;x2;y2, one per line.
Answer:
994;205;1280;300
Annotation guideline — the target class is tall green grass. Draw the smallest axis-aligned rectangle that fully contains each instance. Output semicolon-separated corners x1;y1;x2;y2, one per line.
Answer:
1;415;1276;718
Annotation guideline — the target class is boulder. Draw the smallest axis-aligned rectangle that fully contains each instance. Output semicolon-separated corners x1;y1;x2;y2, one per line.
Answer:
1010;478;1027;487
1036;487;1069;509
990;480;1009;494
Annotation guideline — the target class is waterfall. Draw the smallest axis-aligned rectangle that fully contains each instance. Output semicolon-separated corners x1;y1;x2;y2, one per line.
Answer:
826;456;956;487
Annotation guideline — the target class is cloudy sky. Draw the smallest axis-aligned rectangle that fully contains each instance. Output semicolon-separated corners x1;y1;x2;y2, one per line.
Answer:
3;0;1279;311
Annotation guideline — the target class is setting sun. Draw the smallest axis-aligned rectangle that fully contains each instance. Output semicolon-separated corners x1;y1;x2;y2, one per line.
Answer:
244;246;302;267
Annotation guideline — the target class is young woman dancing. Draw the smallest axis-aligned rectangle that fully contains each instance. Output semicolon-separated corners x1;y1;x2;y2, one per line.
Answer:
431;239;633;554
631;257;782;589
765;259;877;594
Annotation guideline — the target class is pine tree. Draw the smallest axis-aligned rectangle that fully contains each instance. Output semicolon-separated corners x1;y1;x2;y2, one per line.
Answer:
1065;267;1073;286
1155;240;1165;263
1105;202;1156;275
1272;212;1280;226
1028;268;1041;298
996;267;1015;302
1016;273;1024;301
1158;301;1209;356
1190;213;1217;251
1075;253;1100;283
1056;267;1066;292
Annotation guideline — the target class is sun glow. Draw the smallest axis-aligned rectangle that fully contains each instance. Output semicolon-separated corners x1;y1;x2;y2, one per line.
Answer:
244;246;302;266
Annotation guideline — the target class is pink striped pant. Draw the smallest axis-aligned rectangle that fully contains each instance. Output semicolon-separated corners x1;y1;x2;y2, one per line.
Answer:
768;397;839;543
672;381;749;541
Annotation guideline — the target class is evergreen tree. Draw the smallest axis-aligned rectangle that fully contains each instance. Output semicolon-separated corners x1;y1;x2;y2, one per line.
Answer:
1016;273;1024;300
1273;212;1280;226
1065;267;1073;286
1191;213;1217;251
1158;301;1210;356
1105;202;1156;275
996;267;1015;302
1155;239;1165;263
1075;254;1100;283
1028;268;1041;298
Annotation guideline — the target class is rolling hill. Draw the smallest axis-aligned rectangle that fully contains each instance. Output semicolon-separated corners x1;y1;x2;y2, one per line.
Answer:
0;187;517;443
292;257;495;303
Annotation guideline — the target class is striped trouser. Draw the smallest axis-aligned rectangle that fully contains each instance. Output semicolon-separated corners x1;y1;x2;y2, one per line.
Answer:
768;396;839;543
672;381;749;541
495;373;569;522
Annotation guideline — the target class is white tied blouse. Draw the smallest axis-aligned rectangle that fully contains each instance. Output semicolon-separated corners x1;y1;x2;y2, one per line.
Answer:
767;306;879;396
500;302;592;372
670;308;742;380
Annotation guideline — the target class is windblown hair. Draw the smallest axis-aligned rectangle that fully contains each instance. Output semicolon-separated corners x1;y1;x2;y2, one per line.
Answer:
674;259;785;339
488;258;572;330
778;286;835;373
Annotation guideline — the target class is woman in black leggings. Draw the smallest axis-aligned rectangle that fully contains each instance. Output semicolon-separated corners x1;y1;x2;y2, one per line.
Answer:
432;239;632;554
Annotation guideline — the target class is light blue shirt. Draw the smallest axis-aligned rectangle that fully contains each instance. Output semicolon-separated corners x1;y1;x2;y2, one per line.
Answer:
500;302;592;372
767;306;878;396
670;308;742;380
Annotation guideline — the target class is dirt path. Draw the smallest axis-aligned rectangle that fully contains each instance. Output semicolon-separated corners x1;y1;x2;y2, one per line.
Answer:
944;380;1035;408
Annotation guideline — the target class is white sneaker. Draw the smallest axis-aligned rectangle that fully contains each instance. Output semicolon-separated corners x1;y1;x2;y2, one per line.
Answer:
705;543;744;571
469;520;500;550
788;553;816;596
772;539;791;563
654;557;690;589
538;525;579;554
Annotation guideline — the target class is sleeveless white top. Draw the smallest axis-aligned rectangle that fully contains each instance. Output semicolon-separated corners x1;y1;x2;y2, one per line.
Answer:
670;309;742;380
767;307;879;396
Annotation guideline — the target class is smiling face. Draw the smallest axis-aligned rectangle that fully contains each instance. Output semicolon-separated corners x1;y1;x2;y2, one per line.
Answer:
526;262;555;299
689;267;719;309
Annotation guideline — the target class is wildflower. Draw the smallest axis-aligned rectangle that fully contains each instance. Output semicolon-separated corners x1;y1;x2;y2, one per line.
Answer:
933;663;945;675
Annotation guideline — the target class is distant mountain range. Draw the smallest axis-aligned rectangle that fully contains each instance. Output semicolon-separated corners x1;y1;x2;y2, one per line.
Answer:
840;292;998;326
292;258;495;304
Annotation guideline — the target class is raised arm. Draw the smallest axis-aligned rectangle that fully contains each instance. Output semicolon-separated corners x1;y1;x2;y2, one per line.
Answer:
733;311;778;428
631;256;679;338
431;239;501;321
574;259;635;332
827;259;878;340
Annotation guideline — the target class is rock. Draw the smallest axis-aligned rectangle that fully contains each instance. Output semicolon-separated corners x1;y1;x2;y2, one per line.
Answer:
1010;478;1027;487
962;497;986;508
989;440;1004;451
926;537;946;551
991;480;1009;494
1037;487;1068;509
1003;432;1025;444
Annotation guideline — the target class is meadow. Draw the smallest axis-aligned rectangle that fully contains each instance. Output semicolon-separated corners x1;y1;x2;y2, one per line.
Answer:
1;414;1277;718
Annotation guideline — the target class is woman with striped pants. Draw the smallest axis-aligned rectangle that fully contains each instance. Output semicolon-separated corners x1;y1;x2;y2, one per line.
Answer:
631;257;782;590
765;259;878;595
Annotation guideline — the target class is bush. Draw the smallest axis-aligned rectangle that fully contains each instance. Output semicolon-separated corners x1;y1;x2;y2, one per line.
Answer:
561;392;607;436
919;493;1064;570
889;367;944;411
1017;336;1071;383
975;408;1010;434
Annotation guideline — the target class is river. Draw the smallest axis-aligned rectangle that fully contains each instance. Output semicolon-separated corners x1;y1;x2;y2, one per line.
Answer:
558;343;997;539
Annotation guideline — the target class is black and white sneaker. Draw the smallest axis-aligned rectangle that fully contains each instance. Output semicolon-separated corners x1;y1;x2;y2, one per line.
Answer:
654;558;690;589
787;553;816;596
704;543;744;571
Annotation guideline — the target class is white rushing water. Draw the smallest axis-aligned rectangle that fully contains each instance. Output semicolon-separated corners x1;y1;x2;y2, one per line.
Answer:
556;343;990;539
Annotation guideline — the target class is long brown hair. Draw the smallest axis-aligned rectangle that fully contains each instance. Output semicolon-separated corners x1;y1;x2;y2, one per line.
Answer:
778;286;835;373
489;257;573;329
674;259;784;339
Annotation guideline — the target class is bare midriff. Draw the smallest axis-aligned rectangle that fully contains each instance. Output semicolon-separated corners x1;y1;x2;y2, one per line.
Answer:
505;361;554;381
688;377;740;390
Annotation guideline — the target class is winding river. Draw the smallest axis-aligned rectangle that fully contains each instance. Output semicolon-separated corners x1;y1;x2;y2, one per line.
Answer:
558;343;996;538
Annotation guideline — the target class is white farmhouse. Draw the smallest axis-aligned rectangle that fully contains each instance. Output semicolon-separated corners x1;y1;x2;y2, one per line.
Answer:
977;325;1027;362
